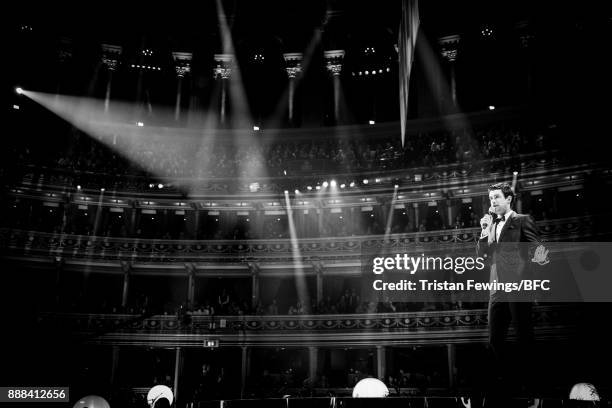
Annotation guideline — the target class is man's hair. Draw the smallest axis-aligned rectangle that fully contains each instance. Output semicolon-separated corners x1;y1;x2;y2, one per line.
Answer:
488;182;514;206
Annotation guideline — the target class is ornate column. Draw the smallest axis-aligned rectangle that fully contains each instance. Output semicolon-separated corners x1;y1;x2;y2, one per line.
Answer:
101;44;122;113
283;53;303;126
376;345;386;380
240;346;249;399
110;346;120;386
214;54;233;125
438;35;460;109
172;52;192;121
324;50;345;125
447;344;457;389
54;256;64;307
248;262;260;309
312;261;324;304
308;346;318;383
413;203;420;230
120;261;132;309
185;263;196;308
173;347;182;405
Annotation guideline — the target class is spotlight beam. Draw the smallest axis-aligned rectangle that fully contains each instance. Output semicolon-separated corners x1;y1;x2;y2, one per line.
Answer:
284;191;311;314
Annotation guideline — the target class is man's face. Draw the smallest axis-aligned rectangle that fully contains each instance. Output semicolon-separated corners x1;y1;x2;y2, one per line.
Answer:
488;189;512;215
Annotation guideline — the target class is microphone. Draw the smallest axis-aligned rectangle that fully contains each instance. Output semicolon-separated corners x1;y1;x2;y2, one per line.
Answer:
482;206;496;229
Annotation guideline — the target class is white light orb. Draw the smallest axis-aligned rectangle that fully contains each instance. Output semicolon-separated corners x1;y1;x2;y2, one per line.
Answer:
73;395;110;408
147;385;174;407
352;378;389;398
569;382;600;401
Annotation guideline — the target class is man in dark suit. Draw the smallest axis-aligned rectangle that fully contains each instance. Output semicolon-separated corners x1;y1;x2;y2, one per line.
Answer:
477;182;542;398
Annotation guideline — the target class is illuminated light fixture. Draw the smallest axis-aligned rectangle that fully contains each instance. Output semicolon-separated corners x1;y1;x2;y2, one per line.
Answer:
13;105;20;110
372;70;376;75
307;186;313;191
253;126;260;131
375;178;381;183
369;120;375;125
283;170;287;176
77;185;81;190
15;87;23;94
358;71;362;76
340;184;346;189
365;70;369;75
149;183;154;188
330;180;337;187
137;122;144;127
386;67;390;72
322;181;329;188
294;189;300;194
249;182;260;192
158;183;163;189
349;181;355;187
316;186;321;190
379;69;383;73
513;171;518;175
394;184;399;188
488;105;495;110
284;190;289;194
100;188;105;192
363;179;369;184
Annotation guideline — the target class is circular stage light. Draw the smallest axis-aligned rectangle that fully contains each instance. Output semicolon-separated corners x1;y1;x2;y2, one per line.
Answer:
73;395;110;408
569;382;600;401
147;385;174;407
352;378;389;398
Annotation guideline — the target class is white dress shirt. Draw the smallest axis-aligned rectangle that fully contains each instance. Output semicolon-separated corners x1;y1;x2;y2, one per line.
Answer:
487;209;514;296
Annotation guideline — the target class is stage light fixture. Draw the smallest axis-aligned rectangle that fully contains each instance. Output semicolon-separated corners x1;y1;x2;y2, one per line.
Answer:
323;181;329;188
73;395;110;408
363;179;369;184
340;184;346;189
13;104;20;110
369;120;375;125
137;122;144;127
330;180;337;187
489;105;495;110
158;183;163;189
349;182;355;187
15;87;23;94
307;186;313;191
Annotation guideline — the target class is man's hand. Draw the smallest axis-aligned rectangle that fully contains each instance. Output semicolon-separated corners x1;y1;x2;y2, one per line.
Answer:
531;245;550;265
480;214;494;239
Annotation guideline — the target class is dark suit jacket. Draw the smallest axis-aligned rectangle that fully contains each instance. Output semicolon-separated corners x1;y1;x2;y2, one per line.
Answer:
476;212;541;284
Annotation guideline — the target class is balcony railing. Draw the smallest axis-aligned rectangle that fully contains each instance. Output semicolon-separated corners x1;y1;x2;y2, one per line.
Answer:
0;216;597;263
8;150;571;197
36;305;576;347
